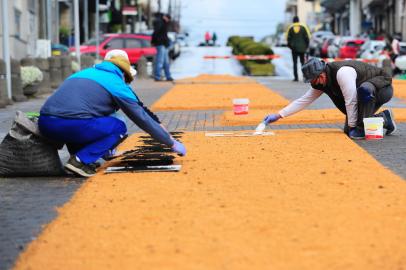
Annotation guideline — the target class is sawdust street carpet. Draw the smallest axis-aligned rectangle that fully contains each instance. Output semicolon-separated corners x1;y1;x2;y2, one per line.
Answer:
220;108;406;126
151;83;289;111
393;79;406;101
15;130;406;270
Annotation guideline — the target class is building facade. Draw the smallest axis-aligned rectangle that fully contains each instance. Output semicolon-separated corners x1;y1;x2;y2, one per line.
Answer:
285;0;323;31
321;0;406;39
0;0;40;60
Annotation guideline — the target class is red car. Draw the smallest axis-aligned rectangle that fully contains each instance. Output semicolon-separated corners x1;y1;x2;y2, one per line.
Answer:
338;39;365;59
69;33;156;64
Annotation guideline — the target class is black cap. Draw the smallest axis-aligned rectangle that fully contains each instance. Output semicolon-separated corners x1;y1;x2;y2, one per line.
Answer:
302;58;326;82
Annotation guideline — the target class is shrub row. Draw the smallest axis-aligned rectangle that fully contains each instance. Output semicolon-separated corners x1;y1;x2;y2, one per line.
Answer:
227;35;275;76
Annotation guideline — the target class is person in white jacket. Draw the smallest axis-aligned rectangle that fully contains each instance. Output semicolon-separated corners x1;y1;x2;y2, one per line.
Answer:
262;58;396;139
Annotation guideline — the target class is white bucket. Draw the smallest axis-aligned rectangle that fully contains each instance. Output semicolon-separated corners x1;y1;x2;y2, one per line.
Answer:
233;98;249;115
363;117;384;140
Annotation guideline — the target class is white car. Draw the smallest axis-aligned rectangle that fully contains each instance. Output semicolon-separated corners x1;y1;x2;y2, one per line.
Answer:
275;33;287;47
167;32;181;59
358;40;386;59
176;33;189;47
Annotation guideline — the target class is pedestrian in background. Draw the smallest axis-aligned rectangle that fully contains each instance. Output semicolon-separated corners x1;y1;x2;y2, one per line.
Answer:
151;13;174;81
38;50;185;177
205;31;211;46
286;16;311;82
261;58;396;140
212;32;218;46
391;33;401;61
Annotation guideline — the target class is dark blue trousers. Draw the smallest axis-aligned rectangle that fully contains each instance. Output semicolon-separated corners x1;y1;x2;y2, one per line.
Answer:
39;115;127;164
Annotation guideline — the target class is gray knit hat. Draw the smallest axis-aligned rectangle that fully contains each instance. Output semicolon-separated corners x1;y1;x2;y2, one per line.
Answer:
302;58;326;82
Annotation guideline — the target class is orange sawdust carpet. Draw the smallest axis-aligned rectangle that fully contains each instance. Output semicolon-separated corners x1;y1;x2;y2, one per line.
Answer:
393;79;406;101
15;131;406;270
175;74;255;84
220;108;406;126
151;83;289;111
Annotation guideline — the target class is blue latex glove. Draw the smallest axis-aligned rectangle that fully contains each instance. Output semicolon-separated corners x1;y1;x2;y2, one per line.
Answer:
263;114;281;125
171;140;186;156
349;127;365;140
357;86;373;103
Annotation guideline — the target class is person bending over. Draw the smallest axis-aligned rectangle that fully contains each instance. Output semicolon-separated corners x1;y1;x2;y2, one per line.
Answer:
39;50;185;177
261;58;396;139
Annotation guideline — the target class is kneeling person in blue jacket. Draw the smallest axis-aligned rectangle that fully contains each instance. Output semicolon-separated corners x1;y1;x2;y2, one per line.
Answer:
39;50;186;177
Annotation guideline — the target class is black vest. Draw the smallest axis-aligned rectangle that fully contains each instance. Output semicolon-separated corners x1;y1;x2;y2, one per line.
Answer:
311;61;392;114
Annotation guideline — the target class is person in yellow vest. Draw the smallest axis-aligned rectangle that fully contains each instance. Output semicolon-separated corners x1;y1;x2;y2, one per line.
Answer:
286;16;311;81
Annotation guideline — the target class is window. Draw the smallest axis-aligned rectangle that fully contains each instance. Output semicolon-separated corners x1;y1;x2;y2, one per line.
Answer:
105;38;124;49
84;37;109;46
14;8;22;39
140;39;151;48
125;38;142;48
28;0;35;13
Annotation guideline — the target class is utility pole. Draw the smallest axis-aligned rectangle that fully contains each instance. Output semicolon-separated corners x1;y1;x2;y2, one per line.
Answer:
96;0;100;60
147;0;152;28
47;0;52;41
168;0;172;16
74;0;81;68
84;0;89;42
1;0;12;99
121;0;126;33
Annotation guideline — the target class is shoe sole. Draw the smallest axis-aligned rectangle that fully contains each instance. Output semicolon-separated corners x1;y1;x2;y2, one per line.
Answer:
386;109;397;135
350;136;365;140
65;163;95;177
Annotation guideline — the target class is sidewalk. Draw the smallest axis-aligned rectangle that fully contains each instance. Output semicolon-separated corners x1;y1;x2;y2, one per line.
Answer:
1;75;406;269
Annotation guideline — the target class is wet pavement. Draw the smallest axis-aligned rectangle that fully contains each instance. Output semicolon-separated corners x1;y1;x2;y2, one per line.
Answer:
1;46;405;269
171;46;244;79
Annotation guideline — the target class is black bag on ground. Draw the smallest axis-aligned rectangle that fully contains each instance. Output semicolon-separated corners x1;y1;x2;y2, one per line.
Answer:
0;111;64;177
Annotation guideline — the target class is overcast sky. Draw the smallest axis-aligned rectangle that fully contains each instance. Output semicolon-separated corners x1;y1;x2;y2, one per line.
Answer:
160;0;287;45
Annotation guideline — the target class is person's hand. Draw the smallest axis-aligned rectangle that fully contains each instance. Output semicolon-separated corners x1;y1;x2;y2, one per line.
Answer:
263;114;281;125
357;86;373;103
349;127;365;140
171;140;186;156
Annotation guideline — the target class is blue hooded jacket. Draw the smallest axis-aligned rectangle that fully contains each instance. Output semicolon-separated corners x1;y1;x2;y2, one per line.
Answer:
40;62;173;146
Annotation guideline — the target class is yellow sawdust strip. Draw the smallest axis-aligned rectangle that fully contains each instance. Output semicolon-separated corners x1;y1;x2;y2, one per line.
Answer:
151;83;289;111
220;108;406;126
392;79;406;101
15;130;406;270
175;74;255;84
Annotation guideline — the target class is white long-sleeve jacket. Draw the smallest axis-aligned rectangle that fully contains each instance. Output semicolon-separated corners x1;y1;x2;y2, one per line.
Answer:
278;66;358;127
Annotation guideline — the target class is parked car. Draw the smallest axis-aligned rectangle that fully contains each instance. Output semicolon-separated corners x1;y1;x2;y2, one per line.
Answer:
399;42;406;55
320;37;335;58
327;36;351;58
338;38;365;58
357;40;386;59
69;33;156;64
168;32;181;59
275;33;288;47
51;44;70;56
308;31;334;56
176;33;189;47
